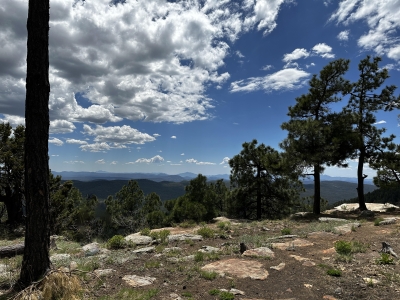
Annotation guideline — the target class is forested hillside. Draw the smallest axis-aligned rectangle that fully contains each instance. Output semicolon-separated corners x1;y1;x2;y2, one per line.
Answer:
70;179;189;201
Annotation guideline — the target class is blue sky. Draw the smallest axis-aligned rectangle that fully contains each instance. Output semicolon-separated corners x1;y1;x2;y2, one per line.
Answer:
1;0;400;177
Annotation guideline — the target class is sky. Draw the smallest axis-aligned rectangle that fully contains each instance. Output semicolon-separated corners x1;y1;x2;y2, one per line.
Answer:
1;0;400;178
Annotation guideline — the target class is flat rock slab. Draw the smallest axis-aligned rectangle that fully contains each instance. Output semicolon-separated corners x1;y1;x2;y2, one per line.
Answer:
132;246;155;254
202;258;269;280
379;218;397;225
94;269;116;277
319;217;348;223
199;246;220;253
123;275;156;287
334;203;399;212
290;254;310;262
124;235;153;245
243;247;275;258
50;253;71;262
272;239;313;250
334;222;360;234
168;234;203;242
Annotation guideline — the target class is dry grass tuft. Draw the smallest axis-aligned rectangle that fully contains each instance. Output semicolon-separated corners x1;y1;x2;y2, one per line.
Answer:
13;269;82;300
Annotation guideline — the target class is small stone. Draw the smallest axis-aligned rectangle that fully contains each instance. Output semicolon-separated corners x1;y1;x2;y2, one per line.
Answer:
270;263;285;271
304;284;312;289
94;269;116;277
50;253;71;262
122;275;156;287
302;261;316;267
334;287;342;294
69;261;78;271
323;296;338;300
229;288;245;295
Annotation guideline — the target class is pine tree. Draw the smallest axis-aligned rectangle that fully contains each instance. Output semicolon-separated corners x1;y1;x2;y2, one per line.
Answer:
18;0;51;288
345;56;400;210
281;59;351;214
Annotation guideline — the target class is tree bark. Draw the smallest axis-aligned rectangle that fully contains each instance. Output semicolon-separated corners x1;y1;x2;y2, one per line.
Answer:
313;165;321;215
17;0;51;289
357;149;368;211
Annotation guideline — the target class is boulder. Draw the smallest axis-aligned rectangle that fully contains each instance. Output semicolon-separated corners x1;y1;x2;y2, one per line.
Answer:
124;234;153;245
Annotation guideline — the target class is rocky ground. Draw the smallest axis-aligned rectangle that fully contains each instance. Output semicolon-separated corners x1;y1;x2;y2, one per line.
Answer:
0;205;400;300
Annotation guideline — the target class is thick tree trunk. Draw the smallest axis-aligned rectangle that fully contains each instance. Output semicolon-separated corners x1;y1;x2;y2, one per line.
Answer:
313;165;321;215
357;150;368;211
17;0;51;289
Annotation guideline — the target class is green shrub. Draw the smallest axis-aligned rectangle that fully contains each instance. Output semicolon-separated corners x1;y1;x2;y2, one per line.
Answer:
374;218;384;226
209;289;219;296
200;270;217;280
219;291;234;300
140;228;151;236
334;240;352;255
106;235;125;249
194;251;204;262
217;221;231;231
376;253;395;265
159;229;170;243
281;228;291;235
327;269;342;277
179;220;196;228
197;226;215;238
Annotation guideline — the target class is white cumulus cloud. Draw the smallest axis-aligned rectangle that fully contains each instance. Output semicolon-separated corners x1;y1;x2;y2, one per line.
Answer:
49;137;63;146
230;68;310;93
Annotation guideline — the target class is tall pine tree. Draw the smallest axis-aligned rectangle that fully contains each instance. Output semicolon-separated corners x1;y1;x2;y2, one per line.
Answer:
281;59;351;214
345;56;400;210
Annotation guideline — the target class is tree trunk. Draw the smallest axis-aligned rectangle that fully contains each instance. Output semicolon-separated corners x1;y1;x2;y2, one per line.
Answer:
256;168;261;220
313;165;321;215
357;149;367;211
3;192;24;225
17;0;51;289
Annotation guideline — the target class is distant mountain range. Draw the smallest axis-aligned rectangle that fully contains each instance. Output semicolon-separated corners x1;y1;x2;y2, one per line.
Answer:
55;171;378;204
53;171;371;184
52;171;230;182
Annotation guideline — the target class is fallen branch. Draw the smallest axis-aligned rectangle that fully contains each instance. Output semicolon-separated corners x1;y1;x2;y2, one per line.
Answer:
0;243;24;258
379;242;398;258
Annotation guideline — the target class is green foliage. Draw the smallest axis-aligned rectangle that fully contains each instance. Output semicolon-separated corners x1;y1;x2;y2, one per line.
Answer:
105;180;147;234
166;175;225;223
208;290;234;300
374;218;384;226
194;252;204;262
140;228;151;236
229;140;302;220
326;269;342;277
197;226;215;238
107;235;126;249
208;289;220;296
149;229;170;243
334;240;352;255
101;288;159;300
376;253;395;265
0;123;25;224
217;221;231;231
334;240;367;257
281;228;291;235
49;175;99;238
199;270;217;280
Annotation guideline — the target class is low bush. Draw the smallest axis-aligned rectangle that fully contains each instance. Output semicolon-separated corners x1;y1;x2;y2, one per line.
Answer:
106;235;125;249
